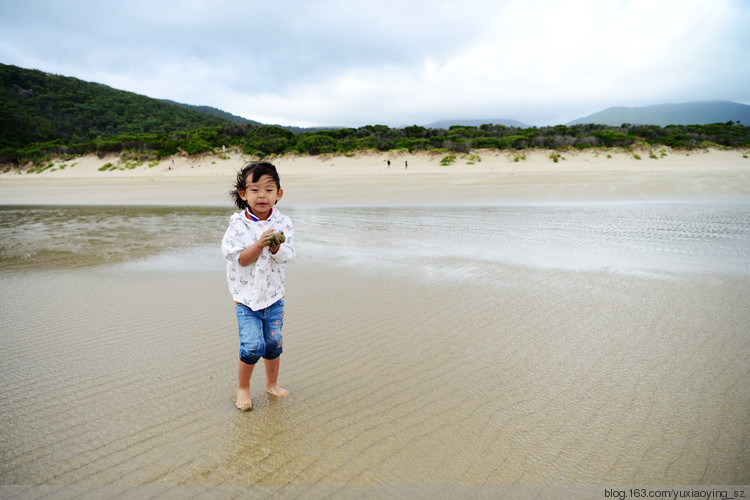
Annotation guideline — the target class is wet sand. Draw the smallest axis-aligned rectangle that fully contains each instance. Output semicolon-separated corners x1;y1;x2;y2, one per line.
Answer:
1;259;749;495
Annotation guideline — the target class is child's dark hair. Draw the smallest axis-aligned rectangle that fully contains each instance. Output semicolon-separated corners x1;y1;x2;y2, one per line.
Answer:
230;162;281;209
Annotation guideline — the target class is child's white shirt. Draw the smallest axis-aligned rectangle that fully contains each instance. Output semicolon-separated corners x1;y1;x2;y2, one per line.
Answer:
221;208;295;310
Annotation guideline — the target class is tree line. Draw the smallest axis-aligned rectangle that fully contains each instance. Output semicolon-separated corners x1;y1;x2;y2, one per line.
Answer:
3;121;749;166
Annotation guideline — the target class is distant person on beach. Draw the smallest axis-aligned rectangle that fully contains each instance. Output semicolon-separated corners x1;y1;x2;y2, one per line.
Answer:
221;161;295;411
405;160;408;170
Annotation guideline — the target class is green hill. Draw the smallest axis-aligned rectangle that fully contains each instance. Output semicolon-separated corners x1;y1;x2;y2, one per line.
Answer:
569;101;750;127
160;100;261;127
0;63;247;149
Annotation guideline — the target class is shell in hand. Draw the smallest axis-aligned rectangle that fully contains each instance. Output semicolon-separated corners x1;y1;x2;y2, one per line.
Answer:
264;231;286;247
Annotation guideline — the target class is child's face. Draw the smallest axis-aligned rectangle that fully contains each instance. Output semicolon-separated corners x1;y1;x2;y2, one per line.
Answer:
239;174;283;219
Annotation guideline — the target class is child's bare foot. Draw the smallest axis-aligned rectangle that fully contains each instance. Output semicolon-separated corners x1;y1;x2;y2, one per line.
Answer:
266;384;290;398
236;388;253;411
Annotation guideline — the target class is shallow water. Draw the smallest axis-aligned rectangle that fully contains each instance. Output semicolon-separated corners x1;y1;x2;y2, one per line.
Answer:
297;203;750;279
0;205;233;271
2;203;749;276
1;203;750;491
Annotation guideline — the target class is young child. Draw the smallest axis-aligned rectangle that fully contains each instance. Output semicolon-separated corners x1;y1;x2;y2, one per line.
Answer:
221;161;295;411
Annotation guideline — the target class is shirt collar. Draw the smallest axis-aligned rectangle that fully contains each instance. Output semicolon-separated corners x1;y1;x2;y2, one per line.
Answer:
245;207;273;222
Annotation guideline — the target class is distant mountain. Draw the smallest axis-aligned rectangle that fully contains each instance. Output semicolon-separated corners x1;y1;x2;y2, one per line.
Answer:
568;101;750;126
424;118;530;129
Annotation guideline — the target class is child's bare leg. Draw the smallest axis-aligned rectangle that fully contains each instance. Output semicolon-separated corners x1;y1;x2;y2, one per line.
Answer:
236;359;255;410
264;357;289;397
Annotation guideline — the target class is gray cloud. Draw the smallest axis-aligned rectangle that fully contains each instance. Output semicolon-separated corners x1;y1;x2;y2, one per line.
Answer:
2;0;749;127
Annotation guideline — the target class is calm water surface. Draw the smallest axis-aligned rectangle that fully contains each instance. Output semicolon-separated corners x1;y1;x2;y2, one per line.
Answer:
1;203;749;276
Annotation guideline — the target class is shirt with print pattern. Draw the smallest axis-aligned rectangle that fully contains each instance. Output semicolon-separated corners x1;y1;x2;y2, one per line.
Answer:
221;208;295;310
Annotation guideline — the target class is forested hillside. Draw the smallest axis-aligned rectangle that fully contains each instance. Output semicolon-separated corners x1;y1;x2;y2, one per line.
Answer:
2;63;750;167
161;100;259;127
0;63;236;149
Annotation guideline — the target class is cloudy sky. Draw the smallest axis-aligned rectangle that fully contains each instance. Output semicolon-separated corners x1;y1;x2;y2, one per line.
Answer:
1;0;748;127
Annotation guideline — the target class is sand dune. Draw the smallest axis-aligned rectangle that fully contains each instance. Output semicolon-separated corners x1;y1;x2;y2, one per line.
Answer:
1;148;749;205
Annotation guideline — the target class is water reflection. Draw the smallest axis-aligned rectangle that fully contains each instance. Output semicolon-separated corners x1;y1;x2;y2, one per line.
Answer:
296;203;750;277
1;203;749;276
0;205;233;271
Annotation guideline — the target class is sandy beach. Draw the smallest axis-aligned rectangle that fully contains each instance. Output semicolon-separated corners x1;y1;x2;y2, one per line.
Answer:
1;149;750;497
1;147;749;206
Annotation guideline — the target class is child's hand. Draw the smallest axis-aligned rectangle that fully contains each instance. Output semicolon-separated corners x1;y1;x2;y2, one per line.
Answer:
260;229;285;251
240;229;279;267
258;229;274;248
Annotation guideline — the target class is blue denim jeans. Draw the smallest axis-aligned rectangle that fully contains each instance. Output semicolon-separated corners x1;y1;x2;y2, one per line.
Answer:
236;298;284;365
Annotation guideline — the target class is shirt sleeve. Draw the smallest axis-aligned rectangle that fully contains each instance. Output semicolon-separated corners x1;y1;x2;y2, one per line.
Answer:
221;217;251;263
